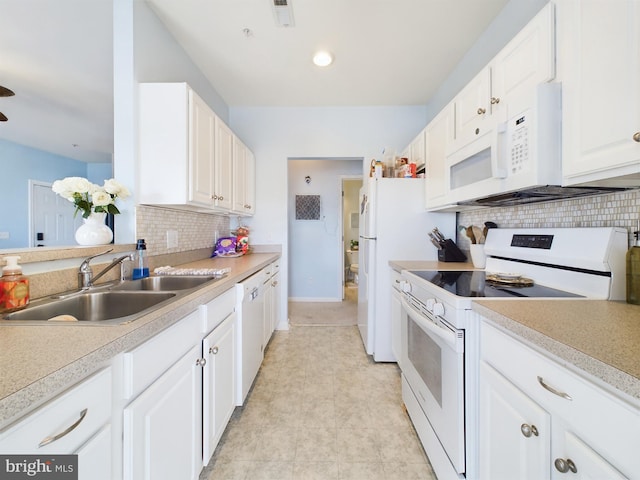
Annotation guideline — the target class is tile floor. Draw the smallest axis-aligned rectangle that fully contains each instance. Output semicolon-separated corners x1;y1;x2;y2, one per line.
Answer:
200;300;437;480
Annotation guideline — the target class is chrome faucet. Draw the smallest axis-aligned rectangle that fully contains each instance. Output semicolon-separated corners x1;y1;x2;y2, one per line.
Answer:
78;249;135;289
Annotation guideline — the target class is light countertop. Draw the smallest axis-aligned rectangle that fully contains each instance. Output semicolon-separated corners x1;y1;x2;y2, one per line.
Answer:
0;252;280;429
473;300;640;403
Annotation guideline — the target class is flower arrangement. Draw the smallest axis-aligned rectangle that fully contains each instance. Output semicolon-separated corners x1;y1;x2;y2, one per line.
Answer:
52;177;131;219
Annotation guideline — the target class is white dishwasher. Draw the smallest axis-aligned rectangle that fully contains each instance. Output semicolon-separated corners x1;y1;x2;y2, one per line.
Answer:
235;270;265;405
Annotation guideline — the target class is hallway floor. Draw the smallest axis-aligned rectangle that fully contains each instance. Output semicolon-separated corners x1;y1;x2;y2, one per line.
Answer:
200;299;437;480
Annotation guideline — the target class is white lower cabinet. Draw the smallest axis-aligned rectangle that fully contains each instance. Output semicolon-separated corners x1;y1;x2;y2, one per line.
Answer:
202;313;236;465
479;320;639;480
124;342;203;480
0;368;112;480
390;269;403;369
479;361;551;480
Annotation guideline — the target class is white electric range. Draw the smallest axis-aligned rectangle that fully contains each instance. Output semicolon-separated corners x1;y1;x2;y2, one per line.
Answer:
398;227;628;480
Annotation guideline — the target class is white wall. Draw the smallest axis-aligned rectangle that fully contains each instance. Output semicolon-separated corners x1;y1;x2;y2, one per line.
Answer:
288;159;362;301
229;106;426;326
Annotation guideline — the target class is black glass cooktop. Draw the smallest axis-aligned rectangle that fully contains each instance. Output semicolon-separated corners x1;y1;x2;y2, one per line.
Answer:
409;270;583;298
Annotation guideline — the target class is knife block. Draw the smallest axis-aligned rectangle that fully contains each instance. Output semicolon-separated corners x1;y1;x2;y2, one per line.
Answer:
437;239;468;262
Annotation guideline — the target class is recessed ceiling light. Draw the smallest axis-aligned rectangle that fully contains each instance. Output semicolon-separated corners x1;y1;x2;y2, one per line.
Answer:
313;51;333;67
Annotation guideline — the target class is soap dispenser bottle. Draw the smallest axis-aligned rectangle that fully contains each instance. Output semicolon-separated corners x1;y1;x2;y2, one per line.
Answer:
0;256;30;313
627;221;640;305
132;239;149;280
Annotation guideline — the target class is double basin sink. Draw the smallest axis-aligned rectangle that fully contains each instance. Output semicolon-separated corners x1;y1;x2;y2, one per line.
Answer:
1;276;219;326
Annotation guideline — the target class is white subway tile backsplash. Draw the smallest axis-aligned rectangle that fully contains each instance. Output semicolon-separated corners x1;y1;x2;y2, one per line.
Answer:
135;205;230;256
457;189;640;249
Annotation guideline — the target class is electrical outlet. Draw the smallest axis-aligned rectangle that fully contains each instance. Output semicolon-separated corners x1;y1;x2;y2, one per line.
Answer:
166;230;178;248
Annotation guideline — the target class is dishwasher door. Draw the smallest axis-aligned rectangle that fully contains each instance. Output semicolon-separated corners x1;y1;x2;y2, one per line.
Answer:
236;273;265;405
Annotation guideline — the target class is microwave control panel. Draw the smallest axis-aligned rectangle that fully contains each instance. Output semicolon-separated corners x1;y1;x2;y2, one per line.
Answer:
509;110;530;174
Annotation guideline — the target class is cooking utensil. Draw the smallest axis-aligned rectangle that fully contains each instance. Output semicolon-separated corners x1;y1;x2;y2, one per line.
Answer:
472;225;485;244
428;232;443;250
465;226;476;244
483;221;497;240
432;228;446;242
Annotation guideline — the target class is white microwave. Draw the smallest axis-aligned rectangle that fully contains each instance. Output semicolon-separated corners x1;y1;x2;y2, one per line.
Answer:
446;82;562;205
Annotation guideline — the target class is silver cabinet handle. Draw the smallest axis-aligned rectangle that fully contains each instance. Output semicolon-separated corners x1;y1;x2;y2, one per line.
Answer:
537;376;573;400
272;280;278;287
633;132;640;142
210;346;219;355
38;408;88;447
477;107;487;115
491;97;500;105
520;423;539;438
554;458;577;474
196;358;207;367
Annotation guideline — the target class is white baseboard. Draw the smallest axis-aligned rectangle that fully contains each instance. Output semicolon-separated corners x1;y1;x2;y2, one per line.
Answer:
288;297;342;302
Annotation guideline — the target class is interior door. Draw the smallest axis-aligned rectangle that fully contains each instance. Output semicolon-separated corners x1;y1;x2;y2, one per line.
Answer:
30;181;82;247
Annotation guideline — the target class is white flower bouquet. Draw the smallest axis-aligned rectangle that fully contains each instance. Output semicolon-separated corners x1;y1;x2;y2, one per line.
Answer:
52;177;131;219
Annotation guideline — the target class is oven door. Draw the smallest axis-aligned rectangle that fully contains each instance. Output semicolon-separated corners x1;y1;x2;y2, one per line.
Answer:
401;295;465;473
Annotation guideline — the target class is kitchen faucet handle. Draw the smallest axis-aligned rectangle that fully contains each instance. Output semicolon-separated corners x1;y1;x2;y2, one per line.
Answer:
79;248;114;270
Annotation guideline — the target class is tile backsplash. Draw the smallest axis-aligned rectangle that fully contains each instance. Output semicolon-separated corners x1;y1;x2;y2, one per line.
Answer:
136;205;230;256
457;189;640;249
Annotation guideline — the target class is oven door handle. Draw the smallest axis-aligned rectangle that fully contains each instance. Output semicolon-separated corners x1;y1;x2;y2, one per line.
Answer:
402;297;461;352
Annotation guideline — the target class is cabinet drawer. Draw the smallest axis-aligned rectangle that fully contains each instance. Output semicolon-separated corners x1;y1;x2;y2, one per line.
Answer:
124;311;201;399
0;368;111;453
201;287;236;333
481;321;640;475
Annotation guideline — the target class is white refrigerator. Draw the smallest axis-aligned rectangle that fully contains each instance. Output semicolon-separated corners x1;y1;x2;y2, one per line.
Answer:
357;177;456;362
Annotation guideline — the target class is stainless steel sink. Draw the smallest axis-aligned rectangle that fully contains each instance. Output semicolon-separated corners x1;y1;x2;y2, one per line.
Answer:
2;291;176;325
111;275;216;292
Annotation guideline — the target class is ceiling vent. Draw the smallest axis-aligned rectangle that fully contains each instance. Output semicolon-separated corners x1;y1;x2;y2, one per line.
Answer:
272;0;294;27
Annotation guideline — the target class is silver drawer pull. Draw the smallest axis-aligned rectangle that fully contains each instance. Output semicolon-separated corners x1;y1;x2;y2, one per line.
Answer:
520;423;539;438
38;408;88;447
210;346;219;355
537;376;572;401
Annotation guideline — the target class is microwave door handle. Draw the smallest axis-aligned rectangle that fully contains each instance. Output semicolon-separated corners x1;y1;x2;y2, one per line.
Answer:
402;297;458;350
492;121;508;179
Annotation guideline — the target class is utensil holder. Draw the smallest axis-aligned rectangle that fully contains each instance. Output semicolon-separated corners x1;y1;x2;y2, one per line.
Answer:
469;244;487;268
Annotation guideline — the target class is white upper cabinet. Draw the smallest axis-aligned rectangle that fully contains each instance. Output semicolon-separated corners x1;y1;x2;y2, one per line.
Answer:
425;104;455;209
558;0;640;187
452;67;493;151
214;117;234;211
139;82;255;214
232;137;256;216
492;2;555;117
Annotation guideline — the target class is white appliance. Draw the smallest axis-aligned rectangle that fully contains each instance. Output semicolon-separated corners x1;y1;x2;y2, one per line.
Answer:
398;227;628;480
357;177;456;362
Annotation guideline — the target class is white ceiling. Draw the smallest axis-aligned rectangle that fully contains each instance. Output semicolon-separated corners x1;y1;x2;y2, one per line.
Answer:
0;0;510;163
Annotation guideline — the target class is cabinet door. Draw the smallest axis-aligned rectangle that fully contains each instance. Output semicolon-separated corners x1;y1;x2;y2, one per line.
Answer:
425;104;455;209
410;129;426;167
479;361;551;480
76;424;111;480
203;314;236;465
124;343;203;480
552;428;628;480
492;2;555;117
214;117;234;210
453;67;492;149
560;0;640;185
232;138;256;215
189;90;215;206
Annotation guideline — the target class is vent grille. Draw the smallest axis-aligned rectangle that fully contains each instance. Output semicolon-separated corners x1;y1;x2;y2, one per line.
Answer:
272;0;294;27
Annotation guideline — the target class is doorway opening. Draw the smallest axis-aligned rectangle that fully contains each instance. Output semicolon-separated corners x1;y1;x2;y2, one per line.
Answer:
342;177;362;302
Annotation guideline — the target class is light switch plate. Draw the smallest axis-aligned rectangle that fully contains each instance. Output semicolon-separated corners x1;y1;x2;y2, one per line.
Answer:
166;230;178;248
0;232;9;239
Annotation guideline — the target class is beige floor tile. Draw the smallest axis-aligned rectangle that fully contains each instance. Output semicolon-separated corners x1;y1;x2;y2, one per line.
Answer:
292;461;339;480
336;428;381;463
245;461;294;480
253;426;298;462
338;461;388;480
295;427;338;462
201;300;436;480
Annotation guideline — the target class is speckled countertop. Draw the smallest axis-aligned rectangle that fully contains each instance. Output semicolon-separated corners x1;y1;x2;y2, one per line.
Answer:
474;300;640;403
0;252;280;429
